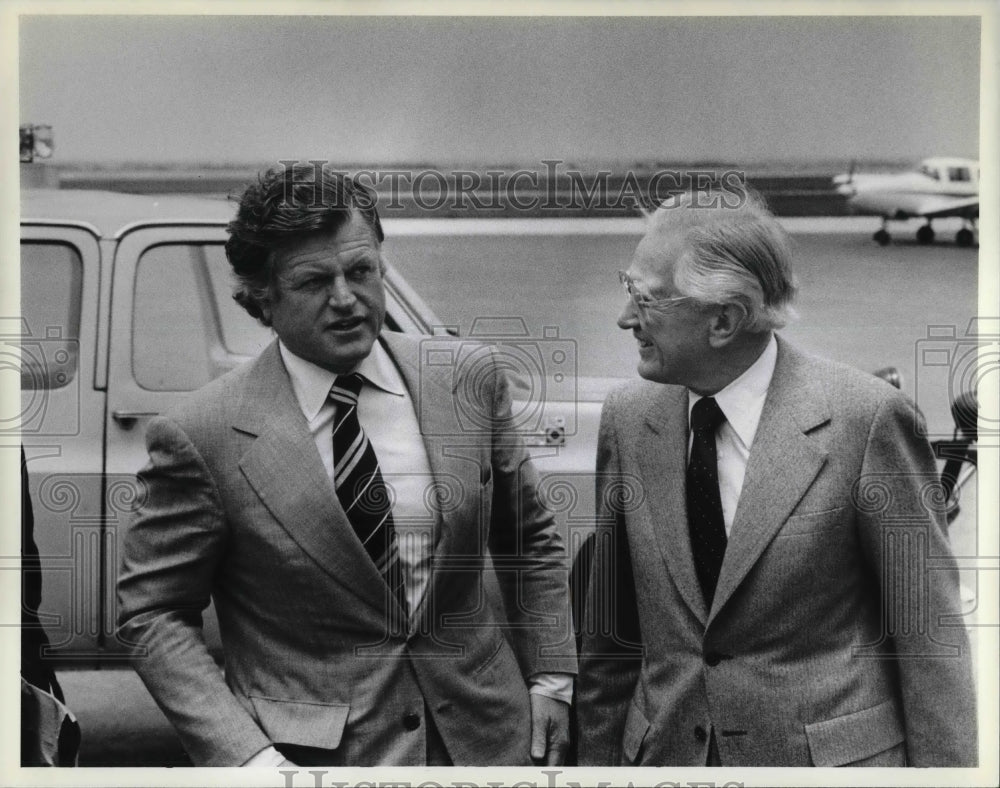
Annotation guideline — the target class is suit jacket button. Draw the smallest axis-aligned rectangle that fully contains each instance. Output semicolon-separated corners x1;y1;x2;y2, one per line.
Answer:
694;725;707;743
403;712;421;731
705;652;721;666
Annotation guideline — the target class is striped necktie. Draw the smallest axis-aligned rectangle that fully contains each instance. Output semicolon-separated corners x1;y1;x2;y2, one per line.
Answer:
330;373;408;617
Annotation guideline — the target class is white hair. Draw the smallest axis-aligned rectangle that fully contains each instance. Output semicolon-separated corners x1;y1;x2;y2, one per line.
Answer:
643;189;798;332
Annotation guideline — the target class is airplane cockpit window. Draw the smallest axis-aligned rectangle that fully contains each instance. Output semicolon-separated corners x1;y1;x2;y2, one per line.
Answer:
919;164;940;180
948;167;971;182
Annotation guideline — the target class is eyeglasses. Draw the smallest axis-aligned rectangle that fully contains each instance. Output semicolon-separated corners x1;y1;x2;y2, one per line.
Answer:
618;270;692;314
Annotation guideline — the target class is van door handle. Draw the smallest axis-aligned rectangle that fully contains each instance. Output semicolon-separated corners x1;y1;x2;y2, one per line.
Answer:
112;410;159;429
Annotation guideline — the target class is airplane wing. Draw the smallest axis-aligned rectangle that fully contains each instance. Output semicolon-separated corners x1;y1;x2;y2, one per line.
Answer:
914;196;979;219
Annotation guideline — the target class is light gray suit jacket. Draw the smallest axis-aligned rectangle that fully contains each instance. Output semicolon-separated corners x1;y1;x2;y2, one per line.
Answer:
118;331;575;766
577;336;976;766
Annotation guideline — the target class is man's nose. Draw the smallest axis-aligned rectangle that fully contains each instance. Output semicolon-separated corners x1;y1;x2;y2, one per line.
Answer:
327;277;357;307
617;300;639;330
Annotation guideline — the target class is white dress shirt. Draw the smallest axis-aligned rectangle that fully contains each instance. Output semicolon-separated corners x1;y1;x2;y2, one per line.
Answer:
245;338;571;766
687;333;778;536
281;339;436;613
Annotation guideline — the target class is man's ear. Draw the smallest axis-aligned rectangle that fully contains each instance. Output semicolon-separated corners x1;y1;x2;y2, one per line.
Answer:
707;302;747;348
258;295;273;327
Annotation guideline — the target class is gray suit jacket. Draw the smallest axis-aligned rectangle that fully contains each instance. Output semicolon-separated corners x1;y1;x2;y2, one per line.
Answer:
577;336;976;766
118;331;575;766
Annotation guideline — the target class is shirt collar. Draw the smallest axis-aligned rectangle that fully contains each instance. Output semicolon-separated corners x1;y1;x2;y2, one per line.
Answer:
688;333;777;449
279;337;407;421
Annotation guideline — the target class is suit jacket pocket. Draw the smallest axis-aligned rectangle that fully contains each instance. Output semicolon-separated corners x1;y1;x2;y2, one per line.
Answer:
805;698;905;766
622;698;651;765
250;695;351;750
776;506;848;538
472;635;507;676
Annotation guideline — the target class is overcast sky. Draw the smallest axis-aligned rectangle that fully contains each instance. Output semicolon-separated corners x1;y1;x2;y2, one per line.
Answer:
18;13;982;166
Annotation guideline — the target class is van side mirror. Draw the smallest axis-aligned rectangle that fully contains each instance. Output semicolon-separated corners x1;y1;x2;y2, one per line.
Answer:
872;366;902;389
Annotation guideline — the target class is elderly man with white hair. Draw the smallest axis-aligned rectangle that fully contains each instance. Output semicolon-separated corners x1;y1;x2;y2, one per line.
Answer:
576;189;975;767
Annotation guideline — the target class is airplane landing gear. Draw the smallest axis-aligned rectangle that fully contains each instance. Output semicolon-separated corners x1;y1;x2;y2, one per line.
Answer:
873;218;892;246
956;220;976;248
873;228;891;246
916;223;935;244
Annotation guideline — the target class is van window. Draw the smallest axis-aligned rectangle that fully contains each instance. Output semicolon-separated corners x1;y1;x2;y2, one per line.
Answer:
19;242;82;390
133;244;271;391
203;247;274;357
947;167;971;182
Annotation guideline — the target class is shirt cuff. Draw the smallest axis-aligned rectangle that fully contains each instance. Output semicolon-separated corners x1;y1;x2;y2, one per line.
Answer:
528;672;575;704
242;745;284;767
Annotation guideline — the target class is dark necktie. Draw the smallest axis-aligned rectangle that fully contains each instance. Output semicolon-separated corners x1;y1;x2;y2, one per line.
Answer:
330;374;408;617
687;396;728;606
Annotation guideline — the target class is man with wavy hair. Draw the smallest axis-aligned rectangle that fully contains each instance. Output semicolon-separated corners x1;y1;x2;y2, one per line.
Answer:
118;164;574;767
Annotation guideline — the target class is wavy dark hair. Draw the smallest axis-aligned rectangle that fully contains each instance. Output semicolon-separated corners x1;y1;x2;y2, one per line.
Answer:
225;163;384;325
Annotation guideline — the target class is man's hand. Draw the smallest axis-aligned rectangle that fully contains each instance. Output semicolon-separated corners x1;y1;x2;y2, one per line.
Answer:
529;693;571;765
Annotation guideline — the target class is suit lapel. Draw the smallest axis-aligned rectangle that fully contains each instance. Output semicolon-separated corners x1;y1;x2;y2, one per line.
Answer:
709;338;830;622
235;342;391;611
640;385;709;623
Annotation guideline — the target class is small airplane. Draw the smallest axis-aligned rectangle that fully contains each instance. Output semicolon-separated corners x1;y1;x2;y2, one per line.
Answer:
834;157;979;247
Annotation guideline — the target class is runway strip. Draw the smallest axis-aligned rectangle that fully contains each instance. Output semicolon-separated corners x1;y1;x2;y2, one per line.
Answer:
382;216;970;236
